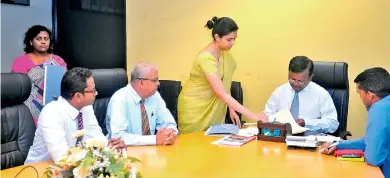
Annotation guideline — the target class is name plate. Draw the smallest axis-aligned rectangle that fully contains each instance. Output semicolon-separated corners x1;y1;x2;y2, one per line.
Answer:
257;122;292;142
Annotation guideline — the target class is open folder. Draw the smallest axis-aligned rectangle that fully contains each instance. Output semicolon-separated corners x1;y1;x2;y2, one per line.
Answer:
205;124;240;135
274;108;309;134
43;65;66;105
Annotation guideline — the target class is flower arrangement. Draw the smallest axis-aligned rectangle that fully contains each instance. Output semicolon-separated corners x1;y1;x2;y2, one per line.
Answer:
43;130;142;178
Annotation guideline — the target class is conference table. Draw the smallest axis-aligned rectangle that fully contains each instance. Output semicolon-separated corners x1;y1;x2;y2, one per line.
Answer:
1;132;384;178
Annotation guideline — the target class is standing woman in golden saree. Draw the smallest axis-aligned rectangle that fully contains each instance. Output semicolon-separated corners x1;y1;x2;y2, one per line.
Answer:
178;16;268;134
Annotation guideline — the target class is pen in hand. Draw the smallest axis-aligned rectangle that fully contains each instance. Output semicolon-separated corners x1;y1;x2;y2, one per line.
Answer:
319;141;338;153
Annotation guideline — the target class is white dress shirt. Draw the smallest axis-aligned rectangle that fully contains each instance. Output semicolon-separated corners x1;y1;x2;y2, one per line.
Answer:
265;82;339;134
106;84;178;146
24;97;106;164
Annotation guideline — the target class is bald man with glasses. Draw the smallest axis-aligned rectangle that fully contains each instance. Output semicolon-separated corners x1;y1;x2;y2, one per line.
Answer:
106;62;178;146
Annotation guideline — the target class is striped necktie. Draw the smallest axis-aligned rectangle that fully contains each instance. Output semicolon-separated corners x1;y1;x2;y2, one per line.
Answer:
140;100;151;135
76;112;84;145
77;112;83;130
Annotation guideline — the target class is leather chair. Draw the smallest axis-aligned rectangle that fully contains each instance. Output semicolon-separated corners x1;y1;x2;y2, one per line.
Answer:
91;68;128;135
312;61;351;139
225;81;245;125
157;80;182;125
1;73;36;169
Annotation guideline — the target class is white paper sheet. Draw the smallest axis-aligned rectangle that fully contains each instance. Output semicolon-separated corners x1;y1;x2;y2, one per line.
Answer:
275;108;309;134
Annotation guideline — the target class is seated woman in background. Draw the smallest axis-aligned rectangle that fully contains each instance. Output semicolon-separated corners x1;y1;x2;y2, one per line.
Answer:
178;16;268;134
11;25;67;125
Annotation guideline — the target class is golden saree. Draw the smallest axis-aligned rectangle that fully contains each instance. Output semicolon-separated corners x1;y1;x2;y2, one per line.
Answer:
178;51;236;134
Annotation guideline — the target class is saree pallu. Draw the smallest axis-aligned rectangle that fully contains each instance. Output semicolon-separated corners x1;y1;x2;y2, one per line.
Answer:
178;51;236;134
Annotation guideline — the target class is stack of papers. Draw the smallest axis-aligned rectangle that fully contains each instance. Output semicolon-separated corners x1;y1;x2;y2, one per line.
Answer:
285;135;319;148
237;127;258;137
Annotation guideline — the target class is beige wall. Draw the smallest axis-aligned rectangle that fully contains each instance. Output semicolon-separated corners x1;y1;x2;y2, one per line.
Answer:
126;0;390;138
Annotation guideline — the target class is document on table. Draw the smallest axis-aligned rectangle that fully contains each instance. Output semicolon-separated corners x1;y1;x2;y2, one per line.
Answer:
237;127;258;137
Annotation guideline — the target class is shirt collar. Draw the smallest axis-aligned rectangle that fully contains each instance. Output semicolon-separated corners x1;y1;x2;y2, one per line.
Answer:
57;96;81;120
288;81;311;92
368;95;390;111
127;84;144;104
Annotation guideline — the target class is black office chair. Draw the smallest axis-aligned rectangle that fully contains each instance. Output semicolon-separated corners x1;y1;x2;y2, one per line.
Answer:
1;73;36;169
312;61;351;139
91;68;128;135
157;80;182;126
225;81;245;125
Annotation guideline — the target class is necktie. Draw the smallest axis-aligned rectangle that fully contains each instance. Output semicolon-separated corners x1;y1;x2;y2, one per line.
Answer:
290;91;300;120
140;100;151;135
76;112;84;145
77;112;83;130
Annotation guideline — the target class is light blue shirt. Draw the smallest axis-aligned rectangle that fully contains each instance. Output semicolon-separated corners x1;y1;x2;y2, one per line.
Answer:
106;84;178;146
337;95;390;178
265;82;339;135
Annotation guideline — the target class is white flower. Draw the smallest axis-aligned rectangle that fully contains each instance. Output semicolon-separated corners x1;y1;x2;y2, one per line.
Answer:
73;165;91;178
66;148;87;165
122;149;128;158
73;129;87;138
86;138;106;148
131;167;137;178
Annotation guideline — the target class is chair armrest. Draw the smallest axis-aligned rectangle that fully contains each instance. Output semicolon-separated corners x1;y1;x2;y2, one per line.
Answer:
337;130;352;140
327;130;352;140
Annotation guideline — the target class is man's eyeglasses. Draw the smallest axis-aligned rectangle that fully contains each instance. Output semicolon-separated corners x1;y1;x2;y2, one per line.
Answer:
288;76;312;85
137;78;159;83
82;88;97;94
78;88;98;95
70;88;98;97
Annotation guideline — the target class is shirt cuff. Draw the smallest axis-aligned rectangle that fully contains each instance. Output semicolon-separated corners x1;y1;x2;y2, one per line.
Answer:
143;135;157;145
302;118;318;130
336;140;351;150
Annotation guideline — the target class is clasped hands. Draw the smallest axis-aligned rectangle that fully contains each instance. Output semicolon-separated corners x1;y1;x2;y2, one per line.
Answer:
156;127;177;145
107;137;126;150
106;127;177;150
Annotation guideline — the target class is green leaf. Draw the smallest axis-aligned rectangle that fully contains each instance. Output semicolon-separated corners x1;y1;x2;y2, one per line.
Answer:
43;169;52;178
136;171;143;178
82;154;95;170
106;162;125;178
126;157;141;163
61;170;74;177
101;150;117;164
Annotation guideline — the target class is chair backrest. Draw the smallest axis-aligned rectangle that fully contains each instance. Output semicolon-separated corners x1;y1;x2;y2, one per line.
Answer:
157;80;182;125
1;73;36;169
312;61;349;136
91;68;128;135
225;81;243;124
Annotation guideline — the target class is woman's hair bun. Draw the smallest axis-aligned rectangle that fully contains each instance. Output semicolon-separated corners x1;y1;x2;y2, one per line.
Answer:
204;16;219;29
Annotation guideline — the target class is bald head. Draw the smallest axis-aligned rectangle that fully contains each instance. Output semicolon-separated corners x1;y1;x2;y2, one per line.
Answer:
130;62;158;82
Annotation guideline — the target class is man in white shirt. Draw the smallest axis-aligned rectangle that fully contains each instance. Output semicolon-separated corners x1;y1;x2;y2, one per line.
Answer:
264;56;339;135
25;67;126;164
106;62;178;146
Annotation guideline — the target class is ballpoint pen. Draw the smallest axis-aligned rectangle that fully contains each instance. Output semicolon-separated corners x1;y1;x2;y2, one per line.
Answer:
319;141;339;153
